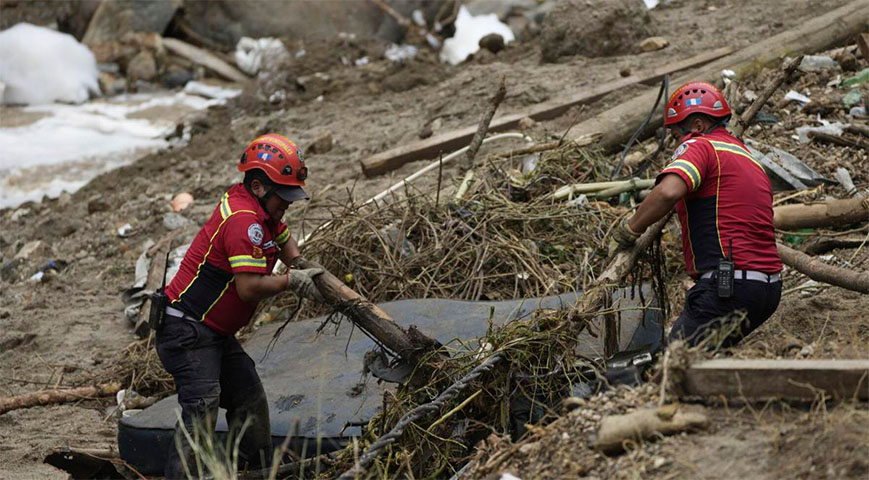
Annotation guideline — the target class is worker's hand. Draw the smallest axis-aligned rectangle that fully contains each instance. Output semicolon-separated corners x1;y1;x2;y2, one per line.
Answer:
608;218;642;256
286;268;325;303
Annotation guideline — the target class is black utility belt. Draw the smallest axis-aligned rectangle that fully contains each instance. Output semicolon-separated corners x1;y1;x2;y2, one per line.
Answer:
699;269;782;283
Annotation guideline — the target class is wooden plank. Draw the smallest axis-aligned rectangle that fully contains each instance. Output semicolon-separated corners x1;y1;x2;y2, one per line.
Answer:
359;46;735;176
682;359;869;401
162;37;251;84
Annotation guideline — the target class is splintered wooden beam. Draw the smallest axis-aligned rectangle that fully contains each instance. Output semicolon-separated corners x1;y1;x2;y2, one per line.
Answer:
359;46;735;176
681;359;869;401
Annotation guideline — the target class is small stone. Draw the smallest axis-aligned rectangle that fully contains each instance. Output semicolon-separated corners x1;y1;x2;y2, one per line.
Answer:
619;67;632;77
10;208;30;222
127;50;158;82
479;33;506;54
57;191;72;207
14;240;50;261
163;212;192;231
162;66;194;88
431;118;442;131
638;36;669;52
307;131;334;154
87;195;110;214
419;124;433;139
99;72;126;95
837;53;858;72
518;116;536;130
653;457;668;469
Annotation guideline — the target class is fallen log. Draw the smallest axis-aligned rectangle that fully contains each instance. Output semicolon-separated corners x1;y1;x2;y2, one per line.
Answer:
801;235;868;255
0;383;121;415
294;257;441;362
809;130;869;152
777;243;869;294
773;198;869;230
360;47;735;176
162;38;250;84
680;359;869;401
595;404;709;454
566;0;868;152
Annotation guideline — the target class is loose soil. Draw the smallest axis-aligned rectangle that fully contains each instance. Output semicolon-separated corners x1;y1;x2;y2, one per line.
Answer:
0;0;865;478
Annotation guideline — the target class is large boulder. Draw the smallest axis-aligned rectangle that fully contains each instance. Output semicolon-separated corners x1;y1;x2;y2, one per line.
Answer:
539;0;653;63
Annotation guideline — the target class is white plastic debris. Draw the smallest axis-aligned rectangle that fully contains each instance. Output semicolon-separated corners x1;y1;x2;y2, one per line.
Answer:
798;55;836;72
784;90;811;105
795;120;844;144
354;56;369;67
0;23;100;105
234;37;290;75
412;9;426;26
385;44;418;62
440;6;515;65
183;81;242;100
644;0;660;8
500;473;522;480
721;69;736;79
117;223;134;237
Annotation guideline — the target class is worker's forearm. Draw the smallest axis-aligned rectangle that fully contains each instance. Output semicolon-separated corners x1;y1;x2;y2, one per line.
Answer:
236;273;288;303
628;190;678;233
279;236;302;267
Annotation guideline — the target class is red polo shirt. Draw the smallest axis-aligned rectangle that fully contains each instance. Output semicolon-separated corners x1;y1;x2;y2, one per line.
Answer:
165;184;292;335
657;127;782;277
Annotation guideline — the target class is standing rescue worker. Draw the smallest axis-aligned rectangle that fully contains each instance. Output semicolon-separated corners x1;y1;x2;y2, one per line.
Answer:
156;134;325;478
611;82;782;348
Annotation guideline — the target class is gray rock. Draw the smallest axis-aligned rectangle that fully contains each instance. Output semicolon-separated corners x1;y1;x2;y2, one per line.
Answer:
88;195;110;214
127;50;158;81
479;33;505;54
162;212;192;231
161;66;194;88
307;131;334;155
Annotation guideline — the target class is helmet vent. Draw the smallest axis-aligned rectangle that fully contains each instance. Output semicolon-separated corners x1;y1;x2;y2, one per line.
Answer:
281;165;293;176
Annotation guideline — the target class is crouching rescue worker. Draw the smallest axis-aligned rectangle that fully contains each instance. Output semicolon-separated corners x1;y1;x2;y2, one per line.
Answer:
155;134;324;478
611;82;782;348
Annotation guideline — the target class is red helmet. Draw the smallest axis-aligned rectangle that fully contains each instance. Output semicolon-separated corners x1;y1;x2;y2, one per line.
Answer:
664;81;731;126
238;133;309;202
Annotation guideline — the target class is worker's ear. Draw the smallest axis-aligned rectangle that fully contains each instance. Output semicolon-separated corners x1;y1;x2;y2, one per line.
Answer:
690;116;707;133
250;179;267;198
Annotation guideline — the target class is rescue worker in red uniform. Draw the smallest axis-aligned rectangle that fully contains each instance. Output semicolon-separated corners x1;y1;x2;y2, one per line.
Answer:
612;82;782;348
157;134;324;478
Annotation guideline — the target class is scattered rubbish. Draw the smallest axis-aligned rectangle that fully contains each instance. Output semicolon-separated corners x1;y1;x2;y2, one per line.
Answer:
795;120;844;144
745;143;808;191
841;67;869;87
384;44;418;62
798;55;836;72
850;106;867;117
354;56;370;66
834;167;862;198
643;0;660;8
743;89;758;102
117;223;135;237
783;90;811;105
566;194;589;207
0;23;100;105
721;69;736;80
380;222;416;258
440;6;515;65
268;90;286;104
842;89;863;108
766;145;832;186
234;37;290;75
27;259;63;283
754;111;778;123
183;81;242;100
171;192;194;212
162;212;192;231
638;36;669;52
521;153;539;175
500;473;522;480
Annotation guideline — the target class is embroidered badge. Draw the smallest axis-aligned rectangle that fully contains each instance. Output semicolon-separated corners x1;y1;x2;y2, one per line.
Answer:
671;143;688;160
248;223;264;245
252;246;263;259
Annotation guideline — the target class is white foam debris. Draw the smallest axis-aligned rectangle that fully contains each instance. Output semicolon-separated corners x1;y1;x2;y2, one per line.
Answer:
234;37;290;75
0;23;100;105
183;81;242;100
440;6;515;65
385;44;418;62
644;0;660;8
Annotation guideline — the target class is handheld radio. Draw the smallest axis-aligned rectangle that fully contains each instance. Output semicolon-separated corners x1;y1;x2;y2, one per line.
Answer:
148;251;172;332
717;238;734;298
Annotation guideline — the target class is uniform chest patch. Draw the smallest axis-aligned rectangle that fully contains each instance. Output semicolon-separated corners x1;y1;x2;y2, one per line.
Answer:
248;223;264;245
671;143;689;160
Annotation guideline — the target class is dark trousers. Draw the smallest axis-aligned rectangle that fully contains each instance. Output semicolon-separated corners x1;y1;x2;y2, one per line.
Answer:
156;316;272;479
669;278;782;349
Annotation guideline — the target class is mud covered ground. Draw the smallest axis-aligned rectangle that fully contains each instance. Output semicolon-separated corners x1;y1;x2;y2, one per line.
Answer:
0;0;866;478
